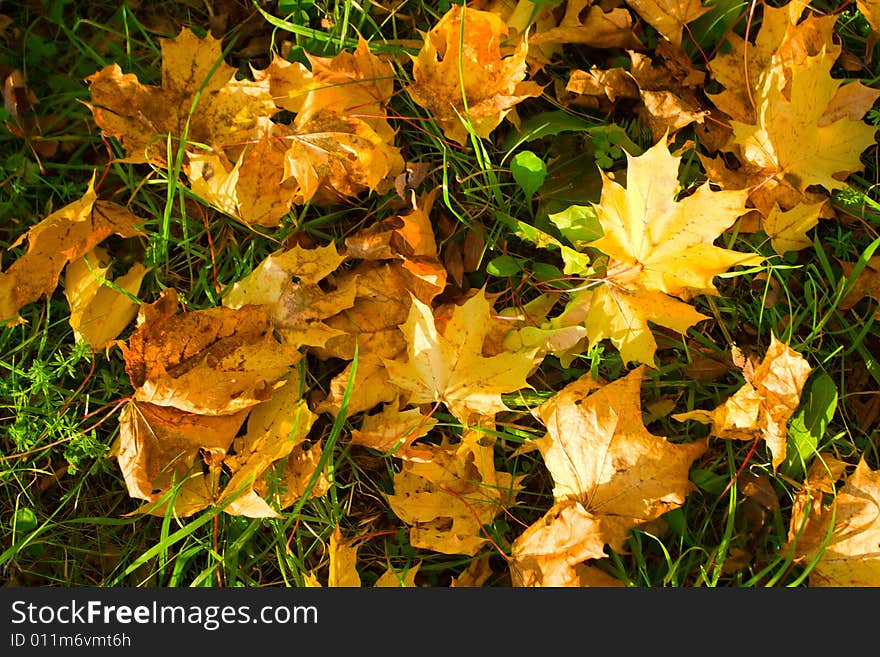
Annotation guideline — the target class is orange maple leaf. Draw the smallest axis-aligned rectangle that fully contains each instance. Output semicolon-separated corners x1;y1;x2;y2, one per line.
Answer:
123;289;302;416
86;27;275;165
406;5;543;145
0;178;145;326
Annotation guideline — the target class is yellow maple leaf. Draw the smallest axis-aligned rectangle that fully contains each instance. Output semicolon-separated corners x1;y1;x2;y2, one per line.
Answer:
479;0;641;68
374;562;421;587
253;39;404;205
673;334;812;471
263;37;397;143
116;399;249;517
786;457;880;586
510;500;608;587
328;527;362;587
707;5;839;126
589;139;760;299
384;288;539;425
386;438;519;556
703;5;879;252
283;110;405;205
63;247;148;351
731;51;880;196
510;366;707;586
220;371;317;518
558;138;762;366
222;242;356;349
187;133;297;228
406;5;543;145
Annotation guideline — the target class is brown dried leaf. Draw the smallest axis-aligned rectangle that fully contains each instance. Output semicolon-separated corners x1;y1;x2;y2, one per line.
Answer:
123;289;302;415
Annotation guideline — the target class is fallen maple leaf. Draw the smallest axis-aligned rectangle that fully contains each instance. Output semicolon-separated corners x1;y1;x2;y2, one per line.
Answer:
309;266;419;421
328;526;361;587
220;371;317;517
374;562;421;587
479;0;641;68
786;457;880;586
625;0;711;46
350;400;438;461
510;366;707;585
589;139;761;299
703;5;879;248
123;289;302;415
187;131;297;228
567;45;709;141
406;5;543;145
248;38;404;206
116;399;249;516
510;499;608;586
262;37;397;143
0;179;145;326
707;5;839;126
858;0;880;34
552;138;762;366
282;109;405;205
63;247;148;351
385;287;540;425
673;334;812;471
731;51;880;198
86;27;275;165
387;437;520;556
222;241;356;349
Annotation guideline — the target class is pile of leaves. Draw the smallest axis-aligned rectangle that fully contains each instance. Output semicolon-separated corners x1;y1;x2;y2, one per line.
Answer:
3;0;880;587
